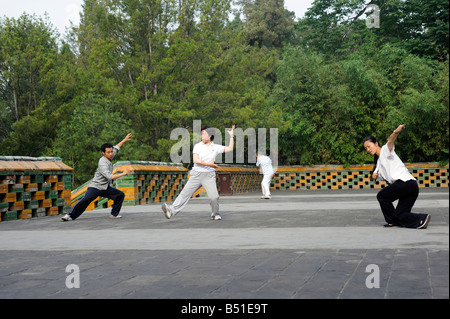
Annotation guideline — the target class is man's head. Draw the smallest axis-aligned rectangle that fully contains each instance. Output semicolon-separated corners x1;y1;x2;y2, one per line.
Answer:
101;143;114;161
201;126;215;143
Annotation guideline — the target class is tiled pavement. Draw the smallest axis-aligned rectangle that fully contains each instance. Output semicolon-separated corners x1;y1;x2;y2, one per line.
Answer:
0;188;448;302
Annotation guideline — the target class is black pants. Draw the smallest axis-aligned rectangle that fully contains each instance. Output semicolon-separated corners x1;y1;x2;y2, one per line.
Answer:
69;186;125;220
377;180;426;228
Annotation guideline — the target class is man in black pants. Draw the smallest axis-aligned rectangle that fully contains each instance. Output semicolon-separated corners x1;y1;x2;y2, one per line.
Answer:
62;133;133;221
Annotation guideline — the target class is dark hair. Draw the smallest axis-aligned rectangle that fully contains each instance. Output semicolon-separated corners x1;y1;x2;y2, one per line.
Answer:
101;143;114;153
363;136;378;177
363;136;379;178
201;126;215;142
363;136;377;145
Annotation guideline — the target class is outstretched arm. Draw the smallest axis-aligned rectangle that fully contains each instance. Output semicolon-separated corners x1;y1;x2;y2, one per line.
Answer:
224;125;235;153
117;133;132;148
387;124;405;152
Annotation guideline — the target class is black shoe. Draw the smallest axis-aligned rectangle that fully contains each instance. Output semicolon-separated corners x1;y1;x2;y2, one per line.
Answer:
417;215;431;229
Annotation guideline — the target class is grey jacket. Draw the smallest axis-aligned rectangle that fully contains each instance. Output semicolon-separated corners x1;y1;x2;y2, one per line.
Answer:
89;145;120;190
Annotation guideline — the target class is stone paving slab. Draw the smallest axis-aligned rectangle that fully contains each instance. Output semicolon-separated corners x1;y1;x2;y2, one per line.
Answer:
0;188;448;301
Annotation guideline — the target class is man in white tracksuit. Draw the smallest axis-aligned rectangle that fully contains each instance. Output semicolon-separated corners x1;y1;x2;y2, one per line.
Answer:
256;154;274;199
162;125;235;220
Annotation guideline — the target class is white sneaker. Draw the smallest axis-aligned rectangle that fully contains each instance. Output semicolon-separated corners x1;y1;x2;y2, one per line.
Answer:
109;215;122;219
212;214;222;220
264;195;271;199
162;203;172;219
61;214;72;222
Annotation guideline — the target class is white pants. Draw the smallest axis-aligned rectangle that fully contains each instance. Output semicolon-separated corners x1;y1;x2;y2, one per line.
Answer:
169;171;219;217
261;174;273;196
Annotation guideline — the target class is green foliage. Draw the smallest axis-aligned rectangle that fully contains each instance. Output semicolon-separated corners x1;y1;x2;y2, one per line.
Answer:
440;149;449;166
238;0;296;48
46;93;138;186
0;13;59;140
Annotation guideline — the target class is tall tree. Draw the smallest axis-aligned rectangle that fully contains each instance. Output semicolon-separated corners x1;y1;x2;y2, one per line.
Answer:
47;93;136;186
238;0;295;48
297;0;449;60
0;14;59;140
0;0;447;173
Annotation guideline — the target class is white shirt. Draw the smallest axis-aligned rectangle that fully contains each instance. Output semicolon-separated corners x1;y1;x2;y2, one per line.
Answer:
374;144;415;184
256;155;274;175
192;142;226;173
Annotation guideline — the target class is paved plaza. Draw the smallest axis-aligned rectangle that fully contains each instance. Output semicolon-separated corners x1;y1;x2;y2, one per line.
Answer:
0;188;448;302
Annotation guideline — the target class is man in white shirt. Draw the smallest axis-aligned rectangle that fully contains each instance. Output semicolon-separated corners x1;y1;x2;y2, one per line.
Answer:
256;154;274;199
162;125;235;220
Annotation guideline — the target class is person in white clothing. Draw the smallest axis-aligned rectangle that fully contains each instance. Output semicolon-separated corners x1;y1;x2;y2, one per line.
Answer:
363;124;430;229
256;154;274;199
162;125;235;220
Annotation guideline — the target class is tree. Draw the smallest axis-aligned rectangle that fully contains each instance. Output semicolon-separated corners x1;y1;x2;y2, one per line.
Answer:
401;0;449;59
0;13;59;141
383;52;449;162
238;0;295;48
0;0;448;174
47;93;137;187
297;0;449;60
296;0;370;58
